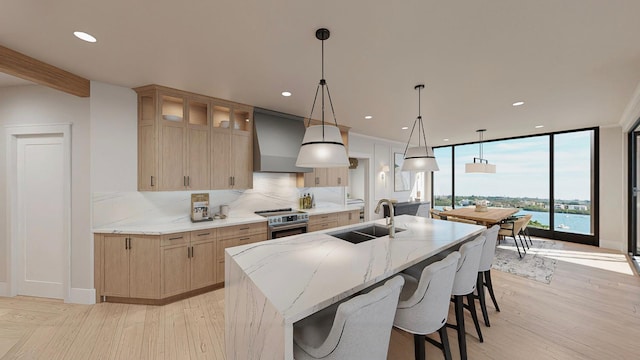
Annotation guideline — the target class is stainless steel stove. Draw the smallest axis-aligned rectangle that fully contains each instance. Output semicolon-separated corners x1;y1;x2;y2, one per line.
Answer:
255;208;309;239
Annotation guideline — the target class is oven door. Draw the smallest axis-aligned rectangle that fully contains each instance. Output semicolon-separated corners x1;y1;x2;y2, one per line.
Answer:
269;222;308;239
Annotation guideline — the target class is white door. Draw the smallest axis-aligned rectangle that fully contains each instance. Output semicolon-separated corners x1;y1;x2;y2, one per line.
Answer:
16;135;65;299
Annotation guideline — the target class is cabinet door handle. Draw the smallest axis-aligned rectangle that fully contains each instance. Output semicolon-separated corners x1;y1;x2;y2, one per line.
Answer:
191;246;194;258
184;176;187;187
229;176;233;186
197;232;211;237
239;237;250;241
187;176;190;186
239;226;250;230
128;238;132;250
315;177;319;185
150;176;154;187
338;177;341;185
187;246;191;258
232;176;235;186
169;236;183;241
124;238;128;250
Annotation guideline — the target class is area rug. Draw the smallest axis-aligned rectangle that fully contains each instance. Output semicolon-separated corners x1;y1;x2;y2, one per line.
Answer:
492;239;563;284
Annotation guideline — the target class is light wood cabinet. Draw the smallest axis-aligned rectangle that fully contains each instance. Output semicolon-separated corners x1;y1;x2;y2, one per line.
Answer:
135;85;252;191
211;103;253;189
215;223;267;283
338;210;360;227
308;213;339;232
102;235;161;299
95;222;267;303
160;230;217;298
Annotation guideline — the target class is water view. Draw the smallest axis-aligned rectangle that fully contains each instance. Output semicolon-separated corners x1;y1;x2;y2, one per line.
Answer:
518;210;591;235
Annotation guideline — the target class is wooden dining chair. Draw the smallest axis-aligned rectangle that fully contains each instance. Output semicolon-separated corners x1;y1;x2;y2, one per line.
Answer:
498;216;528;258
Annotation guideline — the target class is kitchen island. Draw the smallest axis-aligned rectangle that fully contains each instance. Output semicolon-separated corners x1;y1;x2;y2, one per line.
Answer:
224;215;485;360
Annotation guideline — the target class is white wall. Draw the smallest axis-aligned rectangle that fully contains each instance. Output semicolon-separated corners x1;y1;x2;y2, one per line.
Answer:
599;126;627;252
90;82;138;192
349;133;423;219
0;84;91;291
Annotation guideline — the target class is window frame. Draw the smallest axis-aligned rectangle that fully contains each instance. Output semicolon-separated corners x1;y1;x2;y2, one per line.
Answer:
432;127;599;246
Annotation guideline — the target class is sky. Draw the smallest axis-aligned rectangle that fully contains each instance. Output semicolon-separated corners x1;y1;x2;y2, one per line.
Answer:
433;130;592;201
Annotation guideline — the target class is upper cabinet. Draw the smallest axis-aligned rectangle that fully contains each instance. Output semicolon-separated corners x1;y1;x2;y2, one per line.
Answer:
134;85;253;191
211;102;253;189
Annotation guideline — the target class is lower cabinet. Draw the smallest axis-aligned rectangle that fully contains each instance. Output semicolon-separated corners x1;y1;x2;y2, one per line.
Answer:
308;210;361;233
308;213;339;232
95;222;267;303
216;224;267;284
160;230;217;298
338;210;360;227
102;234;161;299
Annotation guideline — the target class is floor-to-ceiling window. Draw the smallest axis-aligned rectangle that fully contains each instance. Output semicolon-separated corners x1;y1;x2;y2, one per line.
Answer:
433;147;453;209
433;128;598;245
627;121;640;270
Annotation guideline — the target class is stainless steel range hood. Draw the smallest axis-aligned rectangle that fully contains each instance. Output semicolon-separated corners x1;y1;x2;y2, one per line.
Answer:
253;108;313;173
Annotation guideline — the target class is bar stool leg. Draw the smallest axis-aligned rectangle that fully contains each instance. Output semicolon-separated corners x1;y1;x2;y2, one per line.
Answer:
466;294;484;343
484;270;500;312
477;272;490;326
438;326;453;360
454;295;467;360
413;334;425;360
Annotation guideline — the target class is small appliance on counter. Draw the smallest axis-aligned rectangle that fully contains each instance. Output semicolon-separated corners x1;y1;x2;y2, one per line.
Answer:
220;204;229;219
191;193;213;222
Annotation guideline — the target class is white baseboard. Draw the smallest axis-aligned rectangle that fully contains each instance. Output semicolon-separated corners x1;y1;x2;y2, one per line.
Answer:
68;288;96;305
0;282;7;297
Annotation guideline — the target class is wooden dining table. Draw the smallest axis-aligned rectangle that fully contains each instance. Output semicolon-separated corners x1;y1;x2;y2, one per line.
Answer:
440;207;520;226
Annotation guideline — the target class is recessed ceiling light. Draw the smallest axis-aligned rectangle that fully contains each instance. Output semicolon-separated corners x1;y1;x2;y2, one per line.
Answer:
443;138;450;141
281;91;292;97
401;126;409;130
535;125;544;128
73;31;97;43
365;115;373;119
512;101;525;107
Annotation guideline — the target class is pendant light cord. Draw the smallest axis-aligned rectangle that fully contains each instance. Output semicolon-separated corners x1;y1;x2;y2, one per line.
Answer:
307;33;340;141
403;85;430;157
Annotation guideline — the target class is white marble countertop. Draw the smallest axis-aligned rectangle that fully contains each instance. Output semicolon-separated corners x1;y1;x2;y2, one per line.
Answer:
226;215;484;324
299;204;362;215
92;205;364;235
92;212;267;235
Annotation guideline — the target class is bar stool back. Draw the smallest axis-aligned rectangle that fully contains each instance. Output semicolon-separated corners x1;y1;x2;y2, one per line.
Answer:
293;276;404;360
394;252;461;360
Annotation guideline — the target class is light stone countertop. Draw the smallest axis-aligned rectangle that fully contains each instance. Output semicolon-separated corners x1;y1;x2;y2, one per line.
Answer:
92;212;267;235
92;205;364;235
225;214;485;324
299;204;362;215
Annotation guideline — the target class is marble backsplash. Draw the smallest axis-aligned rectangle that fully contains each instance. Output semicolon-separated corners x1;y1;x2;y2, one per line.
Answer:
93;173;345;228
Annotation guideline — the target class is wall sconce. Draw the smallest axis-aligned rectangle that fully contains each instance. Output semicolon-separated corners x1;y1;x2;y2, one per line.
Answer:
380;165;390;181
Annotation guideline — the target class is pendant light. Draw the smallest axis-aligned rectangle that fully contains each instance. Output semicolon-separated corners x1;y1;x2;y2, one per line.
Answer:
400;84;439;172
296;28;349;168
465;129;496;173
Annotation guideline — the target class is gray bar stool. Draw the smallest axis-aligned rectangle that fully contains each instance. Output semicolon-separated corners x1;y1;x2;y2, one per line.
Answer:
394;252;461;360
447;235;486;360
293;276;404;360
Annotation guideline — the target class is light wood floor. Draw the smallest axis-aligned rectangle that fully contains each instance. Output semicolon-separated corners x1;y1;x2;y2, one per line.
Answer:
1;239;640;359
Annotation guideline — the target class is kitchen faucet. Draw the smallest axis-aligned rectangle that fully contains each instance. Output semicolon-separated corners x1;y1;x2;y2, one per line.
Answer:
374;199;395;238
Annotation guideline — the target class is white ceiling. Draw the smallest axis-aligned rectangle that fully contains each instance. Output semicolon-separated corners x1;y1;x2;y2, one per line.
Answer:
2;0;640;145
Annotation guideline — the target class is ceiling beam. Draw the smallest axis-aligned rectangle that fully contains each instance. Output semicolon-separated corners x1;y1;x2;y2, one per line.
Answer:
0;44;90;97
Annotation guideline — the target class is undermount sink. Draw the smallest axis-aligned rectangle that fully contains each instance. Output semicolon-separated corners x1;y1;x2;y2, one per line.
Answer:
329;224;406;244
